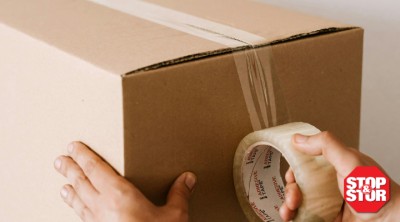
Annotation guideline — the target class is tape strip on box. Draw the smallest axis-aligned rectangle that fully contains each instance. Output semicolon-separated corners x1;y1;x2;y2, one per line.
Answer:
232;48;280;130
88;0;285;131
88;0;266;47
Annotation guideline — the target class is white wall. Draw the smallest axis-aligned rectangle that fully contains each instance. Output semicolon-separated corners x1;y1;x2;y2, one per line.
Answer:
259;0;400;182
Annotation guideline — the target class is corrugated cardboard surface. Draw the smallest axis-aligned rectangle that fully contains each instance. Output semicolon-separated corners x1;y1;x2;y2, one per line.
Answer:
0;0;362;221
122;29;362;221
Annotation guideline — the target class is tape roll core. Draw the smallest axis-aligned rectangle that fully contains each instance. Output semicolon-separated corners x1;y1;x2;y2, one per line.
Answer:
233;122;342;222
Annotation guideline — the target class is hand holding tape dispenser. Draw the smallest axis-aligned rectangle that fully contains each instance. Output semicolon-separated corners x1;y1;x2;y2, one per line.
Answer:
234;122;343;222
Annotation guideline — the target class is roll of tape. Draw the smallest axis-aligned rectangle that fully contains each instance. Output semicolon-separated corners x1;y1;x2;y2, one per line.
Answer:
233;122;342;222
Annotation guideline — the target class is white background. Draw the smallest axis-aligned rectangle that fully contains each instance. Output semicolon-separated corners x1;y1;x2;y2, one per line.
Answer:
260;0;400;182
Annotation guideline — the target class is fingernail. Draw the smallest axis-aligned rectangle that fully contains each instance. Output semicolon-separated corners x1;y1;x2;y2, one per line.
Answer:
294;134;308;143
54;158;61;170
67;143;74;154
185;172;197;191
60;187;69;199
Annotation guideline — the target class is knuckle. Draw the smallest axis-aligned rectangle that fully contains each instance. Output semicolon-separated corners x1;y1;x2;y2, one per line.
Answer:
170;187;188;201
72;173;89;193
78;206;90;221
71;144;100;177
82;158;98;177
107;196;123;210
320;131;335;142
319;131;340;146
111;177;132;193
113;184;134;197
107;179;136;210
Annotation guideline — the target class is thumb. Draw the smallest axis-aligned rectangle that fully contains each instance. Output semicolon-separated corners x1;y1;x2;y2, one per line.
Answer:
292;131;360;177
166;172;197;211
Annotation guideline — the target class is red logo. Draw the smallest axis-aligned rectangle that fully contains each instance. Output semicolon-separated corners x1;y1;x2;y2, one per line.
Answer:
344;166;390;213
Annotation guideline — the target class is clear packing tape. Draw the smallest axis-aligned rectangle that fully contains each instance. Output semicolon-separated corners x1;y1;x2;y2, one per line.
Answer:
234;122;342;222
88;0;341;221
89;0;288;131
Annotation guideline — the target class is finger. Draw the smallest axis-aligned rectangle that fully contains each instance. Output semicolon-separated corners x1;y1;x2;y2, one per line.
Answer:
292;132;360;177
54;156;98;207
285;167;295;184
61;184;94;222
284;183;302;210
166;172;196;212
279;203;296;222
67;141;120;191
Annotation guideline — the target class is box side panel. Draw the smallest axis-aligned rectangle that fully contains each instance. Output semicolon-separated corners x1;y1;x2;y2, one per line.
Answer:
122;57;252;221
0;24;124;221
274;29;363;148
121;29;362;221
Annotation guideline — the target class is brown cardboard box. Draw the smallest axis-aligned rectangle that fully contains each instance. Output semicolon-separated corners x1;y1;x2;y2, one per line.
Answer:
0;0;362;221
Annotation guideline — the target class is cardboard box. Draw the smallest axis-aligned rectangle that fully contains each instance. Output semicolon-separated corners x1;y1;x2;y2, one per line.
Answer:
0;0;362;221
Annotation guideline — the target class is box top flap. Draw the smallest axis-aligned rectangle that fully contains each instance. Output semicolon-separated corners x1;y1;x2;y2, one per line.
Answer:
0;0;354;75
